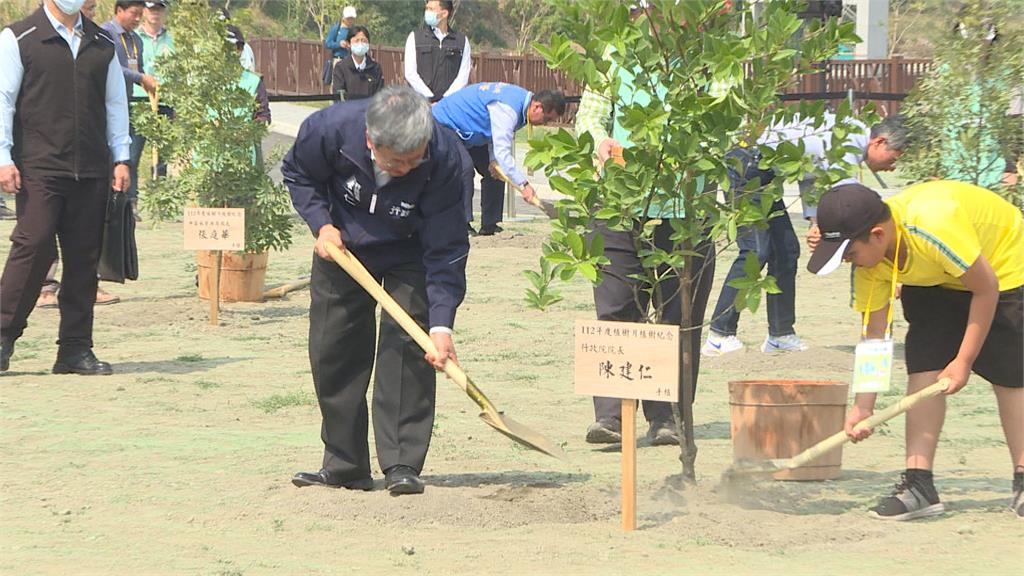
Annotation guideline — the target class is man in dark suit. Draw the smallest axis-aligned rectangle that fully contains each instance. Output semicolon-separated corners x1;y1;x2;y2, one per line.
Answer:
0;0;132;374
282;86;469;496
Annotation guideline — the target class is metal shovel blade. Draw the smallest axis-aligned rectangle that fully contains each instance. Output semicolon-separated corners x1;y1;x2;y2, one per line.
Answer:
528;196;560;220
720;457;790;482
478;408;567;460
458;368;566;460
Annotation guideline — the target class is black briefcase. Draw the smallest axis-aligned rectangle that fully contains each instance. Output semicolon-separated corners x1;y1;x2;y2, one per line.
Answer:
97;191;139;283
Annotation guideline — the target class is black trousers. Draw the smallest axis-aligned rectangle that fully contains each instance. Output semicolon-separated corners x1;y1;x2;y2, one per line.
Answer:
0;174;107;350
459;144;505;229
308;252;436;481
591;221;716;424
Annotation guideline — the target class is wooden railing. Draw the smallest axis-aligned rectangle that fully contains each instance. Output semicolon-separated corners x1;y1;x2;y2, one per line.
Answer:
251;38;931;119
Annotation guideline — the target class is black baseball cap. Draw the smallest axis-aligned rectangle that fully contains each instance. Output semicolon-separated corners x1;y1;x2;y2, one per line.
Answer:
806;183;890;276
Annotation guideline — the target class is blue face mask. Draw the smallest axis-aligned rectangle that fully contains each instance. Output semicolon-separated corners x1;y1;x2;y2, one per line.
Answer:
424;10;440;27
53;0;86;16
350;42;369;56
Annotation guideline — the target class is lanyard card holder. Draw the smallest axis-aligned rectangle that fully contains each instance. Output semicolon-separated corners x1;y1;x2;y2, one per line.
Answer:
852;338;894;394
852;229;902;395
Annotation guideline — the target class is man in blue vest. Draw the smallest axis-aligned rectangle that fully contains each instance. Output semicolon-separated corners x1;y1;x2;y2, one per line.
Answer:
282;87;469;496
433;82;565;235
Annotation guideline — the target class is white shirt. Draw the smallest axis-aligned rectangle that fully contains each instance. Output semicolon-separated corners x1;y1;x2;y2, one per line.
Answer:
240;42;256;73
404;27;471;100
486;98;530;187
759;112;869;218
0;5;131;166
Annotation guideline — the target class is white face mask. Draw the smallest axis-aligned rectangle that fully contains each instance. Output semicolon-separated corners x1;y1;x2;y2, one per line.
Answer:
424;10;440;27
350;42;369;56
53;0;87;16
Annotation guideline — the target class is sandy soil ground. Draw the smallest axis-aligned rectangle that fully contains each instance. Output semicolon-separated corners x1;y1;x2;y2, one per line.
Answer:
1;215;1020;576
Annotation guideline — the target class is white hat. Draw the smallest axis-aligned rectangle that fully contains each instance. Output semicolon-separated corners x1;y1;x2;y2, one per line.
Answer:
343;6;357;19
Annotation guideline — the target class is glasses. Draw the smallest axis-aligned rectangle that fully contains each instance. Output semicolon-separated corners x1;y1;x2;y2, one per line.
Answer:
372;146;427;173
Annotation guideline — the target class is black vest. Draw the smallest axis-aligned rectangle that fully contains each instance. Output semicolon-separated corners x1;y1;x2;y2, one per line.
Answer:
413;25;466;102
10;9;115;179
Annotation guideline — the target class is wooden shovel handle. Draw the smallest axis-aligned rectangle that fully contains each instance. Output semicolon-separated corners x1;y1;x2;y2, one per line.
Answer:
322;243;501;416
789;378;950;469
489;160;560;218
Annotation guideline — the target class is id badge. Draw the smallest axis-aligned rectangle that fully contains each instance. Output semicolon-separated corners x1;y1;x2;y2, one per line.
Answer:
852;338;894;394
127;58;139;73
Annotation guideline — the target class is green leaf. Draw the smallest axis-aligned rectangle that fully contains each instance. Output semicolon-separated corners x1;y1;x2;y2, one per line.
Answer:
745;288;762;313
567;230;585;259
578;262;599;282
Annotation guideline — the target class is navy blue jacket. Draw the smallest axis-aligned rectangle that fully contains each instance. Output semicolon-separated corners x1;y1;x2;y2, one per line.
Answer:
282;99;469;329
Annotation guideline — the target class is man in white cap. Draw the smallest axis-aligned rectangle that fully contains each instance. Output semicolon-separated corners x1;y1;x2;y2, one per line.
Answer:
326;6;357;61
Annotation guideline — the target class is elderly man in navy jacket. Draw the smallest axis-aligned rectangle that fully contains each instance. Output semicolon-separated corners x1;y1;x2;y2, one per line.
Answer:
282;86;468;496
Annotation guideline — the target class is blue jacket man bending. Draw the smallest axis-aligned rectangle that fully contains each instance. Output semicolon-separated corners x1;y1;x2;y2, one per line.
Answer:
432;82;565;235
282;87;469;496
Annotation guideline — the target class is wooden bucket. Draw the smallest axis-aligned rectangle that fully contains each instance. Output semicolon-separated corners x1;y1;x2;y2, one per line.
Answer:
196;250;269;303
729;380;849;481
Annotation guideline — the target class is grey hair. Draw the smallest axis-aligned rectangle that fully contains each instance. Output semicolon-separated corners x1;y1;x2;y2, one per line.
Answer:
870;114;911;151
365;87;434;154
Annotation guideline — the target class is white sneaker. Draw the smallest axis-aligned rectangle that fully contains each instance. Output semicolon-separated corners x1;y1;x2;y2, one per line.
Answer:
701;332;744;357
760;334;808;353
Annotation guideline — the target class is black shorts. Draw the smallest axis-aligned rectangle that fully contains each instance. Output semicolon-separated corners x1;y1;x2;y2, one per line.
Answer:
901;285;1023;388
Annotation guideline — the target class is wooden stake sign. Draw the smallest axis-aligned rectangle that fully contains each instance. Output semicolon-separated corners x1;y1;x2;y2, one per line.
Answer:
184;207;245;325
575;319;679;531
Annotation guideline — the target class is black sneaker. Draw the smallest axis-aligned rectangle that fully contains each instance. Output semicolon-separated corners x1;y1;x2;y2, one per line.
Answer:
585;419;621;444
867;472;945;521
1012;469;1023;519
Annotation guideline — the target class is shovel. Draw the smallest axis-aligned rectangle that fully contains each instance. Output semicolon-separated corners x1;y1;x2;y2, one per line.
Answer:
721;378;950;482
323;243;566;460
488;161;559;219
262;278;311;299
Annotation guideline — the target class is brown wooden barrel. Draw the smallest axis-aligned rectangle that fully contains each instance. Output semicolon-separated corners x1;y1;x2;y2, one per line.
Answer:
196;250;269;303
729;380;849;481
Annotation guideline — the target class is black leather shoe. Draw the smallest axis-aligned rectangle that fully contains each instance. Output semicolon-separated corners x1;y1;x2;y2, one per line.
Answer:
478;224;504;236
585;419;622;444
52;350;113;376
385;465;425;495
291;469;373;491
1;340;13;373
647;420;680;446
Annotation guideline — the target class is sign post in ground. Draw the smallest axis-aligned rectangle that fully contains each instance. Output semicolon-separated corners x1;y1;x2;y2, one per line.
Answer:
183;207;245;325
575;319;680;531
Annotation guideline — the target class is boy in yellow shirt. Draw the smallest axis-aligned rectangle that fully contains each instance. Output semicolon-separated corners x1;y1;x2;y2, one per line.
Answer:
808;181;1024;520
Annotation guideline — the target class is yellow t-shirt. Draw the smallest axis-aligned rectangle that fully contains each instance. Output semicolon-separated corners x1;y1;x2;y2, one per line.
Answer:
853;181;1024;312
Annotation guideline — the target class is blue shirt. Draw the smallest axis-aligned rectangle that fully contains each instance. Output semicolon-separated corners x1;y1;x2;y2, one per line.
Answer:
100;19;145;100
324;23;350;59
0;5;131;166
